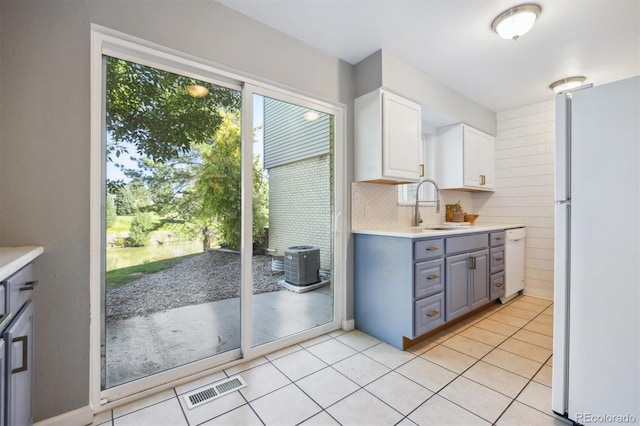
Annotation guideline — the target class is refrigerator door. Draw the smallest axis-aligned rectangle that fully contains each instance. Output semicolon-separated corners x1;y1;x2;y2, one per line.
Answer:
566;77;640;421
551;91;570;415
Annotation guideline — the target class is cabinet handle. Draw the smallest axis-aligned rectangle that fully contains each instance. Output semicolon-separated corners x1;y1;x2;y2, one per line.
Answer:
426;247;440;252
480;175;486;185
20;280;39;292
496;283;504;288
469;257;477;270
11;335;28;374
495;257;503;262
420;164;424;177
427;310;439;317
427;275;439;281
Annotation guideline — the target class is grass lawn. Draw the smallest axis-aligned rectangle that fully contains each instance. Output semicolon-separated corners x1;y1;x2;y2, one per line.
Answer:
106;252;199;290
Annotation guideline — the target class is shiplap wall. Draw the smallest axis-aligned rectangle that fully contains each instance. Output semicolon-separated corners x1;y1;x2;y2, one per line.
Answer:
473;100;555;299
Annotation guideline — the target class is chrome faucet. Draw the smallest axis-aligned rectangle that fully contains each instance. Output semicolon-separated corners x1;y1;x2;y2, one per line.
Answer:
412;178;441;226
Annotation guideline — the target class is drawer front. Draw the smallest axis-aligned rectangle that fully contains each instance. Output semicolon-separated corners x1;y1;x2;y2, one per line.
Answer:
491;271;506;300
415;259;444;299
490;232;506;247
414;239;444;261
0;285;5;316
446;233;488;255
490;247;505;274
415;293;445;337
6;264;34;315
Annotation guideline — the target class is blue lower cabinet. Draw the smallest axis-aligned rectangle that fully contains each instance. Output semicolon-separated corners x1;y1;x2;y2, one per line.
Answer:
414;293;445;336
4;302;34;426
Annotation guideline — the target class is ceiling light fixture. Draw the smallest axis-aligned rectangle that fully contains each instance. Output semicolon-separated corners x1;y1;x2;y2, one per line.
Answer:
491;4;542;41
187;84;210;98
549;76;587;94
303;111;320;121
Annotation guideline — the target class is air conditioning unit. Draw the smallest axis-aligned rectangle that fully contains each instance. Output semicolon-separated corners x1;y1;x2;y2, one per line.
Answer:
284;246;320;286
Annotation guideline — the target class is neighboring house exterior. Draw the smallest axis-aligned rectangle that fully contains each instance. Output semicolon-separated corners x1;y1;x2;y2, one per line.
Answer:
263;97;333;269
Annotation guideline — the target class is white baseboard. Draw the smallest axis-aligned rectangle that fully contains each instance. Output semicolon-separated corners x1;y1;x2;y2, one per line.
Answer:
34;405;93;426
341;318;355;331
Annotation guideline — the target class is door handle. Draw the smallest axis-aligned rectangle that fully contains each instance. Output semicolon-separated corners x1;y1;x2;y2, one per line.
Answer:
20;280;39;292
469;257;477;270
11;335;28;374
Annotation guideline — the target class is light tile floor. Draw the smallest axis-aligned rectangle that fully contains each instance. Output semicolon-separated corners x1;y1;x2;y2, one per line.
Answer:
94;295;570;426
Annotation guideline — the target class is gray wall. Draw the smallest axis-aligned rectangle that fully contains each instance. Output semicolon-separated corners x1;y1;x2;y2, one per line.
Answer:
0;0;354;421
355;50;497;136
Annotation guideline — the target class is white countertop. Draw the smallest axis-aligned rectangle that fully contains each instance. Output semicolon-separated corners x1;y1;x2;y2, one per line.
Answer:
0;246;44;281
352;224;524;239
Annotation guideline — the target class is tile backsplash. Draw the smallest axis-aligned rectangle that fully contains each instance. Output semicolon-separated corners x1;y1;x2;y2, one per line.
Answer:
351;182;474;229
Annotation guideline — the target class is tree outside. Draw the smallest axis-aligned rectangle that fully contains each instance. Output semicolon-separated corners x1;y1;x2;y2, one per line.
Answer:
105;56;267;270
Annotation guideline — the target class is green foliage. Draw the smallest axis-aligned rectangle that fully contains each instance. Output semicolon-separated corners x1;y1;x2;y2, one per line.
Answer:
105;56;240;164
106;193;117;228
127;212;154;247
196;111;269;250
114;182;152;215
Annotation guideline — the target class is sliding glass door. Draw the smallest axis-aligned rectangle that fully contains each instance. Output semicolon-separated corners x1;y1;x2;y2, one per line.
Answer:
93;31;345;402
249;92;335;348
102;56;243;389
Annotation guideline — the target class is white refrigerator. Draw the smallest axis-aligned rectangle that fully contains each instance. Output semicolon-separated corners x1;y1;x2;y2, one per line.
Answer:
552;76;639;423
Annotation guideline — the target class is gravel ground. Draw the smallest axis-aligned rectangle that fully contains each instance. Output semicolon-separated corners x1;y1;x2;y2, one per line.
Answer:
106;251;282;322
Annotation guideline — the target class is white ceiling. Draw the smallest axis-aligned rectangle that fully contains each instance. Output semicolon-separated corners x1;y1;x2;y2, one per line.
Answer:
216;0;640;112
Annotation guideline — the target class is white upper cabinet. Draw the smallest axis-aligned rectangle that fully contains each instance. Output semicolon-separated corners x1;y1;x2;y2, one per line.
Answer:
436;123;495;191
354;89;422;183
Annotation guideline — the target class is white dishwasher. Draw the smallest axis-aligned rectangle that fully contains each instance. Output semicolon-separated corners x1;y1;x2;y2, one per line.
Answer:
500;227;526;303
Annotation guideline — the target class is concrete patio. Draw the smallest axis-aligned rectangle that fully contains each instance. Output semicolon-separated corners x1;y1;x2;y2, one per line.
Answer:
105;287;333;388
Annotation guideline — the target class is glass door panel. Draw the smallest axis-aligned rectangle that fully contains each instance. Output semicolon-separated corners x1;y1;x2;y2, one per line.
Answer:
251;94;335;347
102;56;242;389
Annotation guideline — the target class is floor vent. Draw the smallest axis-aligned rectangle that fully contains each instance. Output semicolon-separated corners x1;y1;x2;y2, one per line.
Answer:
183;375;247;409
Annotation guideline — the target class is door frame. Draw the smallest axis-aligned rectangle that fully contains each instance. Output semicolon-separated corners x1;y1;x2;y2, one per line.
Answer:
89;25;347;412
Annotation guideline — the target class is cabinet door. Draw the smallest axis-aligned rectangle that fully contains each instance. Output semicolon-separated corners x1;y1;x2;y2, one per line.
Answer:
0;338;5;426
445;253;470;321
5;302;34;426
480;133;495;189
463;125;495;190
462;126;483;188
381;91;421;181
470;250;489;310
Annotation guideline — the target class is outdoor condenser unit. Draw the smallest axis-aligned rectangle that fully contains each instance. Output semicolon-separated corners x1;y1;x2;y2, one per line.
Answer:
284;246;320;286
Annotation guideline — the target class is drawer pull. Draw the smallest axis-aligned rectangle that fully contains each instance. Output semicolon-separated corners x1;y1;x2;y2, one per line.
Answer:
425;247;440;252
469;257;477;270
496;283;504;288
495;257;503;262
494;237;503;241
19;280;39;292
427;275;440;281
427;310;440;317
11;335;28;374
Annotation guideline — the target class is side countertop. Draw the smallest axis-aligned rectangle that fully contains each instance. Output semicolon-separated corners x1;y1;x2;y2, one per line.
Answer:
0;246;44;281
352;224;525;239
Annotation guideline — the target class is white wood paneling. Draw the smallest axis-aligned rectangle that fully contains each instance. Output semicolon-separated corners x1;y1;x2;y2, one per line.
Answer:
473;100;555;299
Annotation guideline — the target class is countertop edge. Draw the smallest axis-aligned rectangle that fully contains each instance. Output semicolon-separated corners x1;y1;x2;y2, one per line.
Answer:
0;246;44;281
351;224;525;238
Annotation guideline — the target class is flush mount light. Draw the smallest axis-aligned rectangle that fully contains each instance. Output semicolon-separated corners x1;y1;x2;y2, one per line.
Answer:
549;76;587;94
303;111;320;121
187;84;209;98
491;4;542;41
